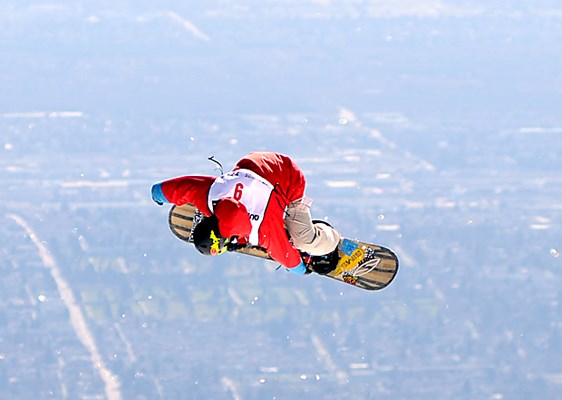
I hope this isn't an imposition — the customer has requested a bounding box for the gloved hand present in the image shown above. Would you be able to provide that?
[286,260,309,275]
[151,183,168,206]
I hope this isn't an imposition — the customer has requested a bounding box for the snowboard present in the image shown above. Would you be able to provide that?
[168,204,398,291]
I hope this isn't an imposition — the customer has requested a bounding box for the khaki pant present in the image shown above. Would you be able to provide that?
[285,199,340,256]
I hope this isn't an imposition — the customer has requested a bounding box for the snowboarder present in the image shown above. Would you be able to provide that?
[151,151,340,275]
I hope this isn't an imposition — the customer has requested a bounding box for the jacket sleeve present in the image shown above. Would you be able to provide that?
[266,227,303,269]
[159,176,215,215]
[259,204,303,269]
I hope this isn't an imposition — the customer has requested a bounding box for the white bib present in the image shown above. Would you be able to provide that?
[208,169,274,245]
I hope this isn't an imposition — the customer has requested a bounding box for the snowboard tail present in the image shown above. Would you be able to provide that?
[168,204,398,291]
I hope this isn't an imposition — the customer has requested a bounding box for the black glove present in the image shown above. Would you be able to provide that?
[226,239,248,252]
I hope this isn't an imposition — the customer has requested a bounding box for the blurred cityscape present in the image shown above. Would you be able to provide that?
[1,1,562,399]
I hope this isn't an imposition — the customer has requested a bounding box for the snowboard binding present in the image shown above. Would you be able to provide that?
[302,249,340,275]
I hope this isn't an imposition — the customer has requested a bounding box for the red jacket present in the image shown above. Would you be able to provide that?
[160,152,306,268]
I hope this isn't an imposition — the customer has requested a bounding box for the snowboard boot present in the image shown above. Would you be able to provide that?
[305,219,341,275]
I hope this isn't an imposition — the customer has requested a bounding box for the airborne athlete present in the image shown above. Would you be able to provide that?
[151,151,341,275]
